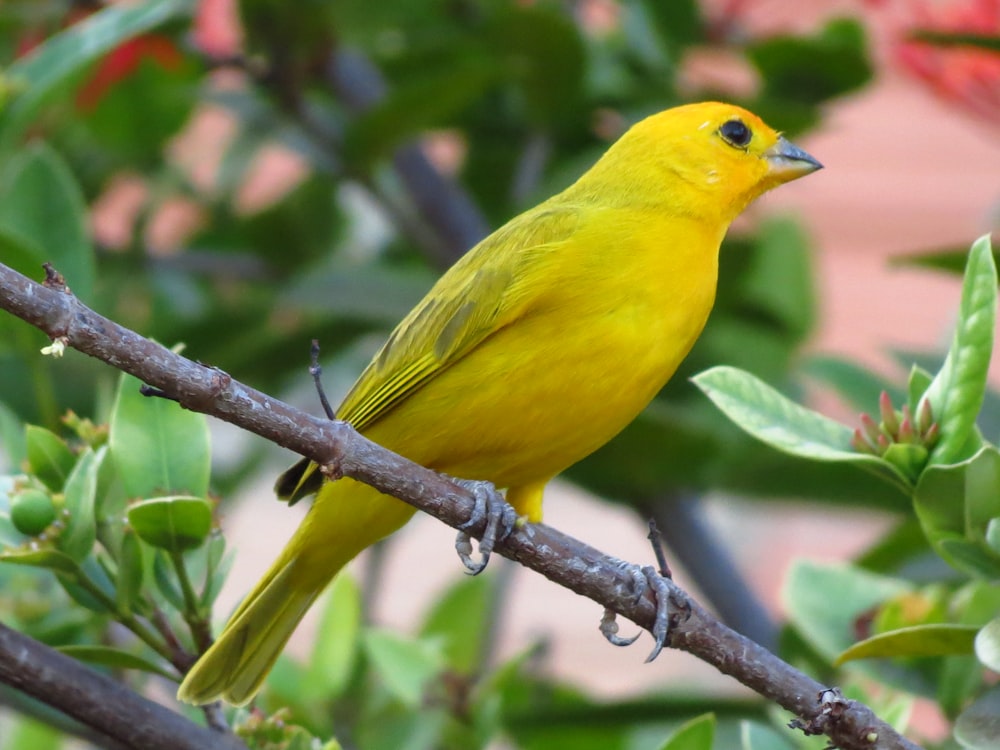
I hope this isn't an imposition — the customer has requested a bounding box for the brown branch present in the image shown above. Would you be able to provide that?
[0,260,923,750]
[0,623,245,750]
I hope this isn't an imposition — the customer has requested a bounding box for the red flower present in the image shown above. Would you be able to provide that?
[76,34,184,111]
[889,0,1000,123]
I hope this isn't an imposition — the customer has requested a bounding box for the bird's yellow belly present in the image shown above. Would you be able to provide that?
[365,257,717,489]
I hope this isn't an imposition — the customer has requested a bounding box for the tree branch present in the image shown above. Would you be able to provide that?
[0,260,923,750]
[0,623,245,750]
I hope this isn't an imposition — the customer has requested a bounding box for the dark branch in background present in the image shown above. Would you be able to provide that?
[0,623,246,750]
[641,495,779,651]
[0,263,922,750]
[324,48,492,264]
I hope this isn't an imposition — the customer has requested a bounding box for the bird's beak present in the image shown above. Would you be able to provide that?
[764,136,823,181]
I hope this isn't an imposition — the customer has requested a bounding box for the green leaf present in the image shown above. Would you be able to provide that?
[420,572,493,676]
[109,371,210,499]
[127,496,212,553]
[639,0,703,55]
[0,547,81,575]
[199,531,230,608]
[0,0,194,156]
[0,401,26,472]
[2,715,64,750]
[59,447,105,562]
[913,446,1000,577]
[749,18,871,107]
[0,142,94,300]
[25,425,76,493]
[116,529,146,617]
[955,686,1000,750]
[738,218,816,341]
[655,713,715,750]
[909,31,1000,53]
[891,242,1000,276]
[974,617,1000,672]
[784,561,910,661]
[692,366,911,490]
[152,548,184,609]
[362,629,445,708]
[740,721,796,750]
[302,572,362,702]
[836,624,978,664]
[57,645,176,681]
[923,235,997,466]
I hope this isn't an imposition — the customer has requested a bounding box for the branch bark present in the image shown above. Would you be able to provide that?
[0,623,245,750]
[0,260,924,750]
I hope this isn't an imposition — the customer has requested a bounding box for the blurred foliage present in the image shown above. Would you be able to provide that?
[1,1,996,749]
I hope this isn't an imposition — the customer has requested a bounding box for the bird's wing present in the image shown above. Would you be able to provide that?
[275,204,579,503]
[341,205,579,428]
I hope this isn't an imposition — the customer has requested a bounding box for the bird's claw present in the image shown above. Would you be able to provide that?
[642,565,672,662]
[453,479,517,575]
[597,563,674,661]
[599,608,641,647]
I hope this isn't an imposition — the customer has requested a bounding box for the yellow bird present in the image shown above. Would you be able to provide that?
[178,101,821,705]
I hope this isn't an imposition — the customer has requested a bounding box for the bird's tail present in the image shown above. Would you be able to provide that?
[177,478,417,706]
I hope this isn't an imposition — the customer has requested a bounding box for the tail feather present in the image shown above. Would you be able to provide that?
[178,477,418,705]
[177,558,325,706]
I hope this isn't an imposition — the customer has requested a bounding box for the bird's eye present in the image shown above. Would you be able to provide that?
[719,119,752,149]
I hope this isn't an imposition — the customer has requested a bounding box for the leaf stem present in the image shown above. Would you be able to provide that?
[169,550,214,653]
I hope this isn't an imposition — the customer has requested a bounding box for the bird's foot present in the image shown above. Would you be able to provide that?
[598,560,676,662]
[453,479,518,575]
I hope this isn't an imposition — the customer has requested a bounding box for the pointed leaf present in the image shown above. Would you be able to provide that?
[152,548,184,609]
[923,235,997,466]
[58,645,176,681]
[59,447,105,562]
[127,496,212,552]
[0,142,94,300]
[362,629,445,708]
[836,624,978,665]
[740,721,796,750]
[656,712,715,750]
[0,401,26,472]
[116,529,146,616]
[302,572,361,702]
[109,371,210,499]
[420,572,493,675]
[0,0,194,156]
[24,425,76,492]
[784,561,910,661]
[0,547,80,575]
[693,366,911,489]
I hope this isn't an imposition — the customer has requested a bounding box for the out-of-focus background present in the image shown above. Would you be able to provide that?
[0,1,999,748]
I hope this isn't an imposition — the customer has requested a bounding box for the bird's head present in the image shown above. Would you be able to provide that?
[580,102,822,223]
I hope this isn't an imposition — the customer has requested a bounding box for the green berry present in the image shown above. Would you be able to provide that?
[10,489,57,536]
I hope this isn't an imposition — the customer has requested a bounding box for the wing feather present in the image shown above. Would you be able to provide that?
[275,205,579,504]
[339,206,579,429]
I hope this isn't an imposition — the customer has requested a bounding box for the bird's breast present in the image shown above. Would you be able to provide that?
[367,212,724,488]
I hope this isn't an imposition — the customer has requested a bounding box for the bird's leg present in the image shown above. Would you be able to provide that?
[453,479,518,575]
